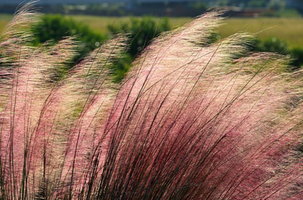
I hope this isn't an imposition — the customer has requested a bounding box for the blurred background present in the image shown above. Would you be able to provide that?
[1,0,303,79]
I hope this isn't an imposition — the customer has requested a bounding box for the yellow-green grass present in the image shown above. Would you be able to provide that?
[217,18,303,49]
[0,14,190,35]
[0,14,13,34]
[1,14,303,49]
[62,16,303,49]
[67,15,191,34]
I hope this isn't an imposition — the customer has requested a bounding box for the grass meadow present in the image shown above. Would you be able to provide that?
[56,15,303,49]
[1,14,303,48]
[0,14,13,33]
[217,18,303,49]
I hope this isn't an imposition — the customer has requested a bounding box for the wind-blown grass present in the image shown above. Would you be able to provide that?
[0,3,302,199]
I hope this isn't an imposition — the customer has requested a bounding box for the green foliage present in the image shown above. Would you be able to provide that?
[208,32,221,44]
[253,37,289,54]
[31,14,106,63]
[290,48,303,69]
[251,38,303,70]
[110,54,133,83]
[108,17,170,58]
[107,17,171,82]
[30,15,171,83]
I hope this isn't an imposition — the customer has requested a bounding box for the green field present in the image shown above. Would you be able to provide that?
[1,14,303,49]
[0,14,13,34]
[217,18,303,49]
[67,15,191,34]
[70,16,303,48]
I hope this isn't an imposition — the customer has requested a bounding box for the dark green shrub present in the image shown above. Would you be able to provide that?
[250,38,303,70]
[253,38,289,55]
[110,53,133,83]
[31,14,106,63]
[290,48,303,70]
[107,17,171,82]
[108,17,170,58]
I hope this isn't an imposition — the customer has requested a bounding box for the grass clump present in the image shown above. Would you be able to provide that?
[0,3,302,199]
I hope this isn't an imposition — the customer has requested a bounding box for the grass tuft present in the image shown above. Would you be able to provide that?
[0,2,302,199]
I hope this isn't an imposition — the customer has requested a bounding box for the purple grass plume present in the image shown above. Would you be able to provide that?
[0,2,302,200]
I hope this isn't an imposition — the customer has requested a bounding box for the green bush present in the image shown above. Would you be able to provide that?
[107,17,171,82]
[253,38,289,55]
[31,14,106,63]
[290,48,303,70]
[108,17,170,58]
[110,53,133,83]
[250,38,303,70]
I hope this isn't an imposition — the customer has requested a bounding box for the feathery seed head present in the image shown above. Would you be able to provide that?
[0,3,302,199]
